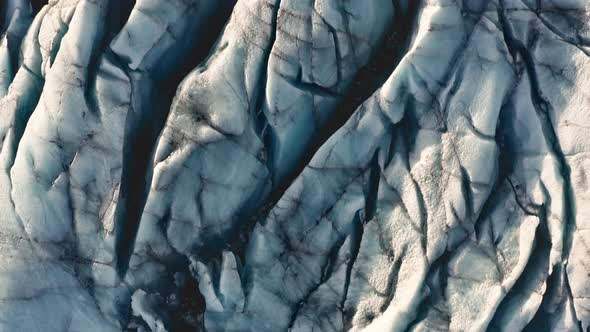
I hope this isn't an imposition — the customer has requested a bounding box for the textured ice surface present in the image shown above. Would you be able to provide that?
[0,0,589,331]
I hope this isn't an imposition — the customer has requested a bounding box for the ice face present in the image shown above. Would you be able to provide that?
[0,0,589,331]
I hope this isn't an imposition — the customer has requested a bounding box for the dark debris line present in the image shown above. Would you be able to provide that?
[497,1,582,330]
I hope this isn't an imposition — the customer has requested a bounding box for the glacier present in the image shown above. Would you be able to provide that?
[0,0,589,331]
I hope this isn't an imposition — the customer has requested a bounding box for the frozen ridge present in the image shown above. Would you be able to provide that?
[0,0,589,331]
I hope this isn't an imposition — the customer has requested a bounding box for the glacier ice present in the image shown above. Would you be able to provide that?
[0,0,589,331]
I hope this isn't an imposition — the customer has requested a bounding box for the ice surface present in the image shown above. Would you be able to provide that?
[0,0,589,331]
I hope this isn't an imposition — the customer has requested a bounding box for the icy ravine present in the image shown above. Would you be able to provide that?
[0,0,589,331]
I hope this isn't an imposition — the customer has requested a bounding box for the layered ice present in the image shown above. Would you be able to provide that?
[0,0,589,331]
